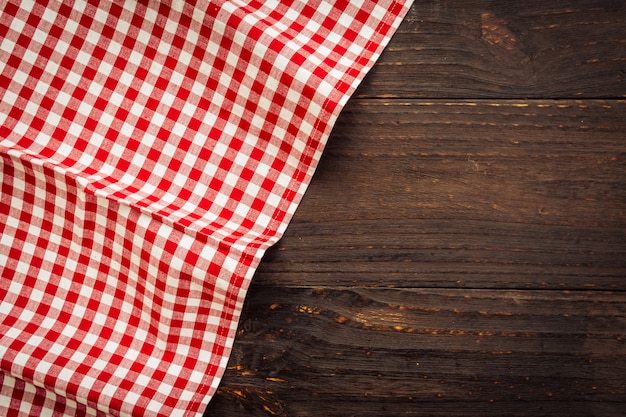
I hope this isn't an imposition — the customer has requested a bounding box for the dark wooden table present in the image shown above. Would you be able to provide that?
[205,1,626,416]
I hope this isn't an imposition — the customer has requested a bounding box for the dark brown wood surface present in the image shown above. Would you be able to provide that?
[357,0,626,98]
[205,1,626,416]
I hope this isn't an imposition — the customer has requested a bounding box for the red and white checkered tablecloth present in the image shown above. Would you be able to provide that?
[0,1,411,415]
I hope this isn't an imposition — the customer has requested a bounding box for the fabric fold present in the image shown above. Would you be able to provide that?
[0,1,413,415]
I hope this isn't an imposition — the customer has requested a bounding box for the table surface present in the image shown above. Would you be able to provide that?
[205,1,626,416]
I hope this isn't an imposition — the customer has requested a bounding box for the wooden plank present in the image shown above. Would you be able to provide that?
[253,99,626,290]
[206,398,624,417]
[205,286,626,416]
[355,0,626,98]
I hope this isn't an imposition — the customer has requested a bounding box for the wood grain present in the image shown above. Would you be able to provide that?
[207,287,626,416]
[255,100,626,290]
[356,0,626,98]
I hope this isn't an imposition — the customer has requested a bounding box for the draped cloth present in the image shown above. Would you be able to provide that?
[0,1,412,415]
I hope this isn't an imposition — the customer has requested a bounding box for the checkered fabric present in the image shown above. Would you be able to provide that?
[0,0,411,415]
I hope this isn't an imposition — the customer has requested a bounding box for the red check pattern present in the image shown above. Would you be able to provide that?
[0,1,412,415]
